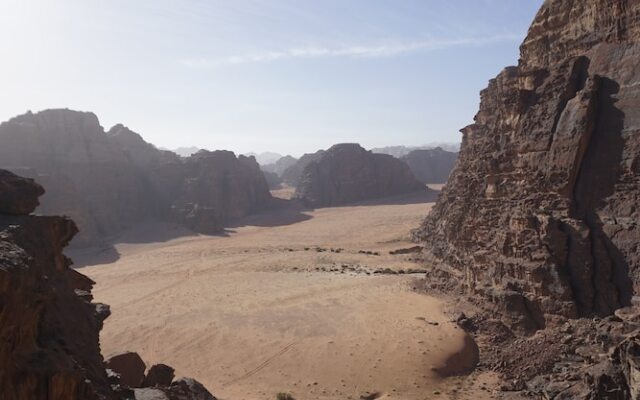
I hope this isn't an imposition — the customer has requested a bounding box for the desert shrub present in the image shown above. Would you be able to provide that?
[276,393,295,400]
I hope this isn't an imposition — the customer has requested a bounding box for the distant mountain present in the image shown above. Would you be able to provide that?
[0,109,271,246]
[261,155,297,177]
[294,143,424,207]
[371,143,460,158]
[243,151,283,165]
[172,146,202,157]
[401,147,458,184]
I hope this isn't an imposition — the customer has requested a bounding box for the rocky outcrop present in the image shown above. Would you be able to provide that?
[414,0,640,335]
[281,150,325,187]
[261,155,297,177]
[400,147,458,184]
[170,151,271,233]
[294,143,425,207]
[0,169,110,399]
[0,110,272,246]
[0,169,217,399]
[0,169,44,214]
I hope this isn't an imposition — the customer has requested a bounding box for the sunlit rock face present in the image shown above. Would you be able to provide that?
[414,0,640,334]
[0,109,272,246]
[294,143,425,207]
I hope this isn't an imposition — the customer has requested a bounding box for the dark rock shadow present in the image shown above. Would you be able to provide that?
[226,197,313,228]
[572,76,633,311]
[348,187,440,207]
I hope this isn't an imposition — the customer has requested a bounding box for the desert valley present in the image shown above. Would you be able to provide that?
[2,0,640,399]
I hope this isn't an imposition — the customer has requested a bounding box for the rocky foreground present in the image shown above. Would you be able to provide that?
[0,169,217,399]
[415,0,640,397]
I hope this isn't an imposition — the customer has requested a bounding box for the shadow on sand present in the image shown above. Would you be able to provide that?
[69,186,438,268]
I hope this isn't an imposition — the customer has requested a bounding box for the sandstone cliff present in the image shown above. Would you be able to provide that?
[401,147,458,184]
[412,1,640,395]
[415,0,640,334]
[0,169,217,399]
[294,143,425,207]
[0,110,272,246]
[170,151,272,233]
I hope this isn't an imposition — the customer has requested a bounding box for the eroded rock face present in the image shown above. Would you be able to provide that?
[0,110,272,246]
[0,169,218,399]
[294,143,425,207]
[0,169,111,399]
[170,151,271,233]
[400,147,458,184]
[415,0,640,335]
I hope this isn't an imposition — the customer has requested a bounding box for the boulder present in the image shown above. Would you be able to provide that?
[143,364,175,387]
[106,351,146,388]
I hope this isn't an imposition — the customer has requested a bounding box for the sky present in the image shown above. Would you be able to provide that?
[0,0,543,157]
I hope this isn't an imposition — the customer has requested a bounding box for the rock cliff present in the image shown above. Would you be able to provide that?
[295,143,425,207]
[401,147,458,184]
[0,169,216,399]
[416,0,640,332]
[412,1,640,395]
[0,110,272,246]
[170,151,272,233]
[414,0,640,333]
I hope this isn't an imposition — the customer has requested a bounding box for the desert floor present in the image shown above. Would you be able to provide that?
[81,188,494,400]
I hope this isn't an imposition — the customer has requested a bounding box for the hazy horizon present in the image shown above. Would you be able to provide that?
[1,0,542,155]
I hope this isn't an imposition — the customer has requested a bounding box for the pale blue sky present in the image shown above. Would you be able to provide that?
[0,1,542,156]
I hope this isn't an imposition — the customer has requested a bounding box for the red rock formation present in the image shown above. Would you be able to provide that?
[295,143,425,207]
[414,0,640,335]
[400,147,458,184]
[0,169,217,399]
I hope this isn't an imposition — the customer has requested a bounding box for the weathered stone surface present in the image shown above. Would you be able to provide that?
[400,147,458,184]
[414,0,640,335]
[0,110,272,246]
[106,351,146,388]
[0,169,218,399]
[295,143,425,207]
[142,364,175,387]
[0,170,111,399]
[0,169,44,215]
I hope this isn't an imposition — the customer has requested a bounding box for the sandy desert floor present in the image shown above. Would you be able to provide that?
[81,189,495,400]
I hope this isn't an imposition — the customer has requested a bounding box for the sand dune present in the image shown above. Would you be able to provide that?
[83,193,489,400]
